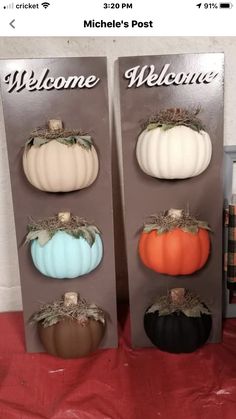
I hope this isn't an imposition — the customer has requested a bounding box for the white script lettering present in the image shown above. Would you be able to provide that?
[124,64,218,88]
[4,68,100,93]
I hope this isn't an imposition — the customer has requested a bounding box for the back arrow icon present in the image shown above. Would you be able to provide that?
[9,19,15,29]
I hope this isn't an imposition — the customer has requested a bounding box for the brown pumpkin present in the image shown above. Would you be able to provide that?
[38,317,105,359]
[30,292,106,359]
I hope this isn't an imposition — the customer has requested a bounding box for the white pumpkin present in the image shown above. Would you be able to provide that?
[136,125,212,179]
[23,119,99,192]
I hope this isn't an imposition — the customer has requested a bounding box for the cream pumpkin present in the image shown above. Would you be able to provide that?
[23,119,99,192]
[136,109,212,180]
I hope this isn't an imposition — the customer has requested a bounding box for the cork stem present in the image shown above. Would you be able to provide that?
[58,212,71,223]
[48,119,63,131]
[168,209,184,219]
[170,288,185,305]
[64,292,78,307]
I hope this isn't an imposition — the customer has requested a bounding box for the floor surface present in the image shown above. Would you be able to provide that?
[0,307,236,419]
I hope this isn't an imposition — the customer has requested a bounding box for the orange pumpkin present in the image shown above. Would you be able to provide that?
[138,209,210,276]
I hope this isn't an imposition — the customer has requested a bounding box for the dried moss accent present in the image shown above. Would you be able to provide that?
[30,295,106,328]
[25,127,93,150]
[141,108,205,133]
[147,289,211,318]
[25,214,101,246]
[143,209,211,235]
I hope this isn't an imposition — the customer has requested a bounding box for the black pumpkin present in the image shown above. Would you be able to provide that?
[144,288,212,354]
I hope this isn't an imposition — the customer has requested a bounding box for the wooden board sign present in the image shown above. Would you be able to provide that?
[118,53,224,347]
[0,57,118,352]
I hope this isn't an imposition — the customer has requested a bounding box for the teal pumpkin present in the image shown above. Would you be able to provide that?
[31,231,103,279]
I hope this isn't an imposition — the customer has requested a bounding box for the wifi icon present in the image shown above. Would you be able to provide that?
[41,2,50,8]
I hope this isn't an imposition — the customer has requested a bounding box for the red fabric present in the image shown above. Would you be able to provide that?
[0,307,236,419]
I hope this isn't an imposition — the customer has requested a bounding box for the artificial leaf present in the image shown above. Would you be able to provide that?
[142,210,212,236]
[33,137,49,147]
[72,226,95,247]
[31,312,48,322]
[57,137,76,146]
[200,306,212,315]
[188,124,199,132]
[161,123,175,131]
[182,226,198,234]
[183,308,202,317]
[71,229,83,240]
[57,135,93,149]
[89,225,101,235]
[86,225,100,237]
[44,316,60,327]
[25,229,51,245]
[30,295,106,328]
[146,303,162,314]
[198,221,212,231]
[146,123,160,131]
[25,230,41,243]
[26,134,93,149]
[143,224,156,233]
[87,304,106,324]
[147,292,211,318]
[81,228,94,246]
[158,308,173,316]
[76,136,93,149]
[25,137,34,148]
[156,227,168,235]
[37,230,51,246]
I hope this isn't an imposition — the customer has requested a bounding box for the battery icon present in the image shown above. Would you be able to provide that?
[219,2,233,7]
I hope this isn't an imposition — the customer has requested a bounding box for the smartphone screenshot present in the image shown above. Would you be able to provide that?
[0,1,235,419]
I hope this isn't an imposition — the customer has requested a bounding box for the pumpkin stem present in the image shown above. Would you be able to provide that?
[170,288,185,305]
[58,212,71,223]
[48,119,63,131]
[167,209,184,219]
[64,292,78,306]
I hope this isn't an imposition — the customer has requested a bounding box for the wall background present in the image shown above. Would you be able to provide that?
[0,37,235,311]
